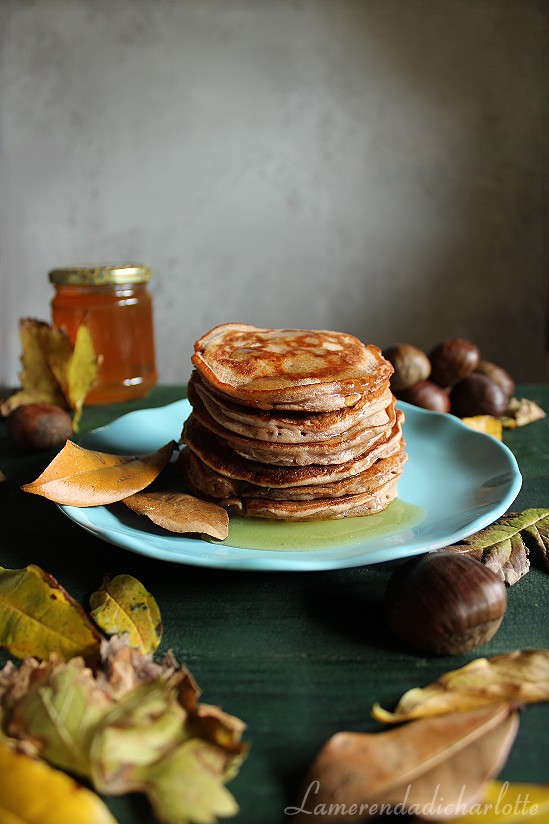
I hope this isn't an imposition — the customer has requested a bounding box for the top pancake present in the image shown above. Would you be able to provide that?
[191,323,393,411]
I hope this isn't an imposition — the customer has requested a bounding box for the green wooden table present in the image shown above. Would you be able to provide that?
[1,384,548,823]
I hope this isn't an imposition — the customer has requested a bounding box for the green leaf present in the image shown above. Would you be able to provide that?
[465,509,549,548]
[143,738,241,824]
[463,508,549,585]
[89,575,162,654]
[8,657,109,779]
[0,565,102,663]
[0,637,247,824]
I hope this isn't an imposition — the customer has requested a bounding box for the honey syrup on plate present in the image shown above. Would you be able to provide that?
[208,499,425,552]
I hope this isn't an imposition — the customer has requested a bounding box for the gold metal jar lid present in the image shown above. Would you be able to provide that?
[48,264,152,285]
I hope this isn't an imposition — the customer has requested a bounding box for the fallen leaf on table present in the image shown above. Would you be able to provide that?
[502,397,546,429]
[0,740,118,824]
[0,564,102,664]
[458,780,549,822]
[123,490,229,539]
[0,636,247,824]
[21,439,177,505]
[90,574,162,654]
[461,415,503,439]
[294,703,519,822]
[439,508,549,584]
[371,649,549,724]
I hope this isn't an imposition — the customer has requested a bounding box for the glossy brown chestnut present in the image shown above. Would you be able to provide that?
[398,380,451,413]
[6,403,73,452]
[383,343,431,392]
[474,360,515,401]
[384,552,507,656]
[450,373,509,417]
[429,338,480,388]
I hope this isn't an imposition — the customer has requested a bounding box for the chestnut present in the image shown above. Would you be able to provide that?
[384,552,507,656]
[474,360,515,402]
[6,403,73,452]
[398,380,451,413]
[383,343,431,392]
[450,373,509,418]
[429,339,480,388]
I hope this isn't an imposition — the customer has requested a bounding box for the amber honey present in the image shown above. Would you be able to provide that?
[49,264,158,405]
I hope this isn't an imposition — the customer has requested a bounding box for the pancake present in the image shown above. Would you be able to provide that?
[191,323,393,411]
[187,370,394,444]
[181,409,405,488]
[181,442,407,501]
[185,400,397,466]
[201,477,400,521]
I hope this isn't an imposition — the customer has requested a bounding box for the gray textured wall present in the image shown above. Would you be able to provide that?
[1,0,546,389]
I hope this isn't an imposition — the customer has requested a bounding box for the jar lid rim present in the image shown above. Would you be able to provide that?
[49,264,152,285]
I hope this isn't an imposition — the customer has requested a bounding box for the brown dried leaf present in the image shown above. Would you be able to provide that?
[502,397,546,429]
[371,649,549,724]
[21,440,177,506]
[294,704,519,822]
[123,490,229,539]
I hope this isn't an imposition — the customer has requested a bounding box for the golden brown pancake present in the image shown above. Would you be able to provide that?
[191,323,393,411]
[187,370,394,443]
[181,442,407,501]
[191,476,400,521]
[185,400,397,466]
[181,410,405,488]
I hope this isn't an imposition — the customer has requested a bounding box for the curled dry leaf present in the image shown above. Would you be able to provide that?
[372,649,549,724]
[89,574,162,654]
[123,490,229,540]
[0,564,102,664]
[441,508,549,584]
[0,741,118,824]
[21,439,177,506]
[293,703,519,822]
[502,397,546,429]
[0,636,247,824]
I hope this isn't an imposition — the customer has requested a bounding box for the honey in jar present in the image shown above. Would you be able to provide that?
[49,263,158,405]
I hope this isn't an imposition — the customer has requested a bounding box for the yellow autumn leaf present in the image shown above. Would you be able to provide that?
[0,741,118,824]
[372,650,549,723]
[89,574,162,654]
[47,325,98,430]
[21,439,177,506]
[0,564,102,663]
[0,319,66,415]
[461,415,503,440]
[458,780,549,822]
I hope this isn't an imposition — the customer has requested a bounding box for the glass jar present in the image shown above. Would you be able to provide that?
[49,263,158,405]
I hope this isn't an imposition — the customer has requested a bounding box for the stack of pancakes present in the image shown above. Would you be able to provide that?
[180,323,407,521]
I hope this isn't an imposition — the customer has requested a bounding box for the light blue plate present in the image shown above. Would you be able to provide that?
[58,400,522,571]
